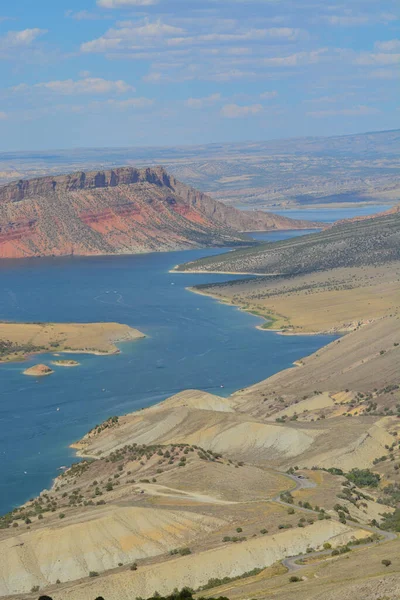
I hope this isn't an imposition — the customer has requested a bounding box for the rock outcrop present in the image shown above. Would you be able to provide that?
[0,166,320,259]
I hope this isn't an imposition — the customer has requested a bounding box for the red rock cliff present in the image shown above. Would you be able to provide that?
[0,166,320,259]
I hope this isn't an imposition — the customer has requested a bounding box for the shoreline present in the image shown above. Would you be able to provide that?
[170,266,268,276]
[1,245,365,517]
[0,321,145,365]
[186,284,369,337]
[187,284,334,336]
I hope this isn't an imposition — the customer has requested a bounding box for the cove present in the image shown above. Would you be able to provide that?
[0,230,335,515]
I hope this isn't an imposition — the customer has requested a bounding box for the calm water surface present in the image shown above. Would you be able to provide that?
[0,211,365,514]
[236,204,392,223]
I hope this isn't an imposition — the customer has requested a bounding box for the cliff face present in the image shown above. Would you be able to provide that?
[0,167,319,259]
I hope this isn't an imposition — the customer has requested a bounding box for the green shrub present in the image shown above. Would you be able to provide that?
[346,469,380,488]
[323,542,332,550]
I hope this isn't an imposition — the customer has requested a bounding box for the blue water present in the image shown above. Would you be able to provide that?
[264,205,392,223]
[0,229,338,515]
[236,204,392,223]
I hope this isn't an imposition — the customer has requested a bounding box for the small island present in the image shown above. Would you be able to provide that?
[23,364,54,377]
[52,359,80,367]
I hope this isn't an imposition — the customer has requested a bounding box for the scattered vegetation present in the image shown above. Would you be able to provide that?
[198,568,265,591]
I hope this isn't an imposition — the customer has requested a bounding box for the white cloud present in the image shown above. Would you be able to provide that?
[13,77,134,95]
[263,49,326,67]
[374,39,400,53]
[221,103,263,118]
[65,10,109,20]
[81,21,307,55]
[0,28,47,48]
[306,93,354,104]
[260,90,278,99]
[322,12,397,27]
[308,105,380,118]
[366,68,399,80]
[354,52,400,66]
[81,20,184,53]
[324,15,369,26]
[105,97,154,108]
[98,0,158,7]
[185,93,221,109]
[167,27,306,47]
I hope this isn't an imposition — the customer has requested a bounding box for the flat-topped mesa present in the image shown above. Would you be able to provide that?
[0,166,322,259]
[0,166,172,203]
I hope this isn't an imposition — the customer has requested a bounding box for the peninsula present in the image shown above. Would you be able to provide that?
[177,210,400,334]
[0,321,145,363]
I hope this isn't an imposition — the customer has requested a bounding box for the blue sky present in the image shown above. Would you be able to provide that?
[0,0,399,150]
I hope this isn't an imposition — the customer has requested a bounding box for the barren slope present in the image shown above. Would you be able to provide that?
[0,166,317,259]
[177,212,400,275]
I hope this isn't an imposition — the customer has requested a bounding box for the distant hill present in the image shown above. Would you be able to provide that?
[0,129,399,209]
[176,211,400,275]
[0,166,317,259]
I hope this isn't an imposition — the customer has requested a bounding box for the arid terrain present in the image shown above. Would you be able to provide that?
[1,263,399,599]
[1,198,399,600]
[0,321,144,363]
[0,166,316,260]
[176,210,400,334]
[0,129,399,210]
[177,210,400,277]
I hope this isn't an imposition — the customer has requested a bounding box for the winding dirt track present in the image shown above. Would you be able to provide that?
[274,473,397,572]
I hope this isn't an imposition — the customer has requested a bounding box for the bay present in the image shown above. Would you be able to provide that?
[0,207,373,515]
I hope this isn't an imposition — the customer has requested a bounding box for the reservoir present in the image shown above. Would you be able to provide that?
[0,227,337,514]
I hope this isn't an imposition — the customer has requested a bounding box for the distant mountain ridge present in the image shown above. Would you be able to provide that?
[0,166,318,259]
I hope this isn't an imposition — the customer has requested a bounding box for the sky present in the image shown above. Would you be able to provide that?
[0,0,399,151]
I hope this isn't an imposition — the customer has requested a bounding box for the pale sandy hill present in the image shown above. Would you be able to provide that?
[55,521,370,600]
[0,506,225,595]
[76,398,395,472]
[235,315,400,411]
[156,460,288,502]
[266,392,335,422]
[297,418,394,471]
[145,389,235,413]
[76,405,321,464]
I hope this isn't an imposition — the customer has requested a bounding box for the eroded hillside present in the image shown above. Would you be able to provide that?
[0,166,317,259]
[177,212,400,275]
